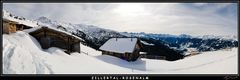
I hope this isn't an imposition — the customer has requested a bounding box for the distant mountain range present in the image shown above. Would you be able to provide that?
[36,16,126,49]
[122,32,238,52]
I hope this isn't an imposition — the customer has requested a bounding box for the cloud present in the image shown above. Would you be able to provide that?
[3,3,238,36]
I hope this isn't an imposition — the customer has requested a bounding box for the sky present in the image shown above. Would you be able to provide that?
[3,3,238,36]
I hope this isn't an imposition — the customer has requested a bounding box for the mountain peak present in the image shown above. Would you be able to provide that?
[36,16,52,23]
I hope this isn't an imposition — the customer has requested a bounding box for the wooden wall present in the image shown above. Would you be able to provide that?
[102,50,140,61]
[3,21,17,34]
[3,19,33,34]
[29,27,81,54]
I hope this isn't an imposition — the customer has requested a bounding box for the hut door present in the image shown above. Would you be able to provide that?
[40,37,51,49]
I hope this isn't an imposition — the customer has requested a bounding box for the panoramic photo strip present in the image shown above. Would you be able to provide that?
[2,3,238,74]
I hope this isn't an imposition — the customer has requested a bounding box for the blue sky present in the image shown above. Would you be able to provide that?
[3,3,238,36]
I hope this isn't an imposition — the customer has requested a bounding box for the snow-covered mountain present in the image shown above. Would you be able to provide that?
[195,35,238,41]
[36,16,126,49]
[122,32,238,41]
[124,32,238,52]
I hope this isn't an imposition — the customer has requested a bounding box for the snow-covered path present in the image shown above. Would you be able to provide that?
[2,31,238,74]
[3,31,51,74]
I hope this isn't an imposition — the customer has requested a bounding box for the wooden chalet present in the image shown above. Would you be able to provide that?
[99,38,142,61]
[3,19,32,34]
[29,27,82,54]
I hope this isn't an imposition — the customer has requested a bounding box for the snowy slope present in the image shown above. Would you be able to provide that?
[142,48,238,74]
[3,31,50,74]
[3,30,238,74]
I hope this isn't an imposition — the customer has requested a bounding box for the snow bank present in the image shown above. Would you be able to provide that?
[2,31,131,74]
[3,31,50,74]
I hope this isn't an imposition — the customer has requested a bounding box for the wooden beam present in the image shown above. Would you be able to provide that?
[44,29,46,37]
[79,41,81,53]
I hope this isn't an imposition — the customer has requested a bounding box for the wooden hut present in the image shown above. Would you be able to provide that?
[3,19,32,34]
[29,27,82,54]
[3,19,18,34]
[99,38,142,61]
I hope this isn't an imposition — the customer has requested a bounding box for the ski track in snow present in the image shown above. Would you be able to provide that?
[3,45,16,73]
[3,32,53,74]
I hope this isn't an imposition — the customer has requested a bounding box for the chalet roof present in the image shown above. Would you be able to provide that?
[3,16,38,27]
[26,26,84,41]
[99,38,139,53]
[3,18,18,24]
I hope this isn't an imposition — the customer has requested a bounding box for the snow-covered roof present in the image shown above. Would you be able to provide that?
[3,18,38,27]
[99,38,139,53]
[26,26,84,41]
[3,11,38,27]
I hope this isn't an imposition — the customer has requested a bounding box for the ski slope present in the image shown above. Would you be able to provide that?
[3,31,238,74]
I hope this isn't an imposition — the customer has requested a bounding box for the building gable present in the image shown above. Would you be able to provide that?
[29,27,82,54]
